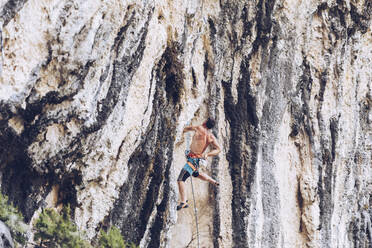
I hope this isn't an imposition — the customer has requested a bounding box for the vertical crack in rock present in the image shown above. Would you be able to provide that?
[163,43,184,105]
[290,57,319,245]
[316,71,335,244]
[289,58,314,144]
[222,58,259,247]
[252,0,276,54]
[296,180,305,233]
[207,73,222,248]
[110,42,184,246]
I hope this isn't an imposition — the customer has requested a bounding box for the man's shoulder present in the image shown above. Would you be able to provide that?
[206,131,216,141]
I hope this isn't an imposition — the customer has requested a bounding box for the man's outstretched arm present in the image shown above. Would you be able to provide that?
[183,125,197,133]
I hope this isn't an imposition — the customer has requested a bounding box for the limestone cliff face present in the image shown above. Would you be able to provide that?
[0,0,371,247]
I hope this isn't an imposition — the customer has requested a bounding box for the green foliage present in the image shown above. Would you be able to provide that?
[0,192,28,245]
[98,227,125,248]
[98,227,138,248]
[34,205,91,248]
[0,193,136,248]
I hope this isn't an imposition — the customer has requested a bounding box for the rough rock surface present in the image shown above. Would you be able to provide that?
[0,221,14,248]
[0,0,371,247]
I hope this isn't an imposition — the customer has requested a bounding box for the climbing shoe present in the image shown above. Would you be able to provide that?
[176,200,189,211]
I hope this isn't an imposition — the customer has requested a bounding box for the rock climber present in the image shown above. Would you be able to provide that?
[177,118,221,211]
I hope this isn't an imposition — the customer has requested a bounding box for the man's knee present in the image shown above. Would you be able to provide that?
[196,171,204,177]
[196,172,208,181]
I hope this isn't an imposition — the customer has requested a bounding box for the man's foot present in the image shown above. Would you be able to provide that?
[176,200,189,211]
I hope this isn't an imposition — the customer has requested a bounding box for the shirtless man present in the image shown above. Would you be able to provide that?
[177,118,221,210]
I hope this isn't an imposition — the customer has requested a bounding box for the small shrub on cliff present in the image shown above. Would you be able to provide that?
[99,227,138,248]
[34,205,91,248]
[98,226,124,248]
[0,192,28,245]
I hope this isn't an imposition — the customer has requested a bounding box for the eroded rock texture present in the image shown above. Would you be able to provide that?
[0,221,14,248]
[0,0,371,247]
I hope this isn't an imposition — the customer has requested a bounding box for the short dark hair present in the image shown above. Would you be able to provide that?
[205,118,215,129]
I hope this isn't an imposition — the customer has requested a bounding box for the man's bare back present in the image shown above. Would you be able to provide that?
[189,126,210,155]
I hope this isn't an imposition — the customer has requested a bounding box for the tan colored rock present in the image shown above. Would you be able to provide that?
[0,0,370,247]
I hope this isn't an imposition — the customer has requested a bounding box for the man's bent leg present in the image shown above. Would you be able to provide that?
[197,172,218,185]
